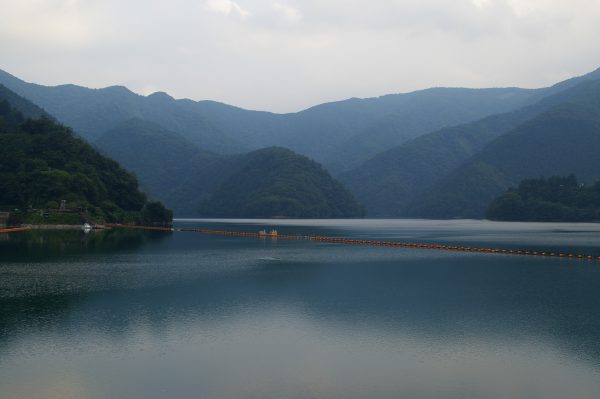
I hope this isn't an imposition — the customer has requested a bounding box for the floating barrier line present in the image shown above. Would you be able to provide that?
[106,224,600,263]
[0,227,32,233]
[106,224,174,232]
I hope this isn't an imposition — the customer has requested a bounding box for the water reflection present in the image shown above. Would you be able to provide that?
[0,229,170,262]
[1,221,600,398]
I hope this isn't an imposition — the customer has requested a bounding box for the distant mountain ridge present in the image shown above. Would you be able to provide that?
[0,70,238,153]
[0,68,549,172]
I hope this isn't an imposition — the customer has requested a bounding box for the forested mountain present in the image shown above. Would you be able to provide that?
[340,70,600,217]
[0,69,545,172]
[95,123,365,217]
[4,67,600,219]
[197,147,365,218]
[410,79,600,218]
[487,176,600,222]
[0,87,172,225]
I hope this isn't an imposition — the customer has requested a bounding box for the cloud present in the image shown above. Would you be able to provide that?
[471,0,493,9]
[272,2,302,22]
[0,0,98,47]
[205,0,251,19]
[0,0,599,112]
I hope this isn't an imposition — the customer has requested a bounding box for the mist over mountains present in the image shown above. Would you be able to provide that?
[1,66,599,219]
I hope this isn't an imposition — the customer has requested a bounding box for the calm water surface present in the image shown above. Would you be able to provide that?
[1,219,600,398]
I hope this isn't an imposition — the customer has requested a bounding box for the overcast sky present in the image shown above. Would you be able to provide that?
[1,0,599,112]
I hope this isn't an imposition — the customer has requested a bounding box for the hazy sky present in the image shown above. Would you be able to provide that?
[1,0,600,112]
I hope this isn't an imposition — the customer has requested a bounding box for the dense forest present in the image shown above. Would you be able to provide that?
[0,88,172,225]
[487,176,600,222]
[197,147,366,218]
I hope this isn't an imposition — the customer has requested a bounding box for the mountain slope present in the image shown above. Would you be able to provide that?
[330,87,542,171]
[197,147,365,218]
[409,80,600,218]
[94,118,223,215]
[0,84,48,119]
[340,71,600,216]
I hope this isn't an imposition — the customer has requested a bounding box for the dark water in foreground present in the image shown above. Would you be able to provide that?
[1,219,600,399]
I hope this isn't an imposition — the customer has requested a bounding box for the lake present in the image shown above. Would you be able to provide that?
[1,219,600,399]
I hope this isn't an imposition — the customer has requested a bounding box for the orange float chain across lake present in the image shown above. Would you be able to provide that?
[0,227,32,233]
[106,224,174,232]
[104,224,600,263]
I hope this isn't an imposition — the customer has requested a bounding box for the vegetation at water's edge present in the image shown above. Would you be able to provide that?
[487,175,600,222]
[0,96,173,226]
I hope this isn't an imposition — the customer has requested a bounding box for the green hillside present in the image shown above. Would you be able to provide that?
[410,80,600,218]
[487,176,600,222]
[0,93,172,225]
[198,147,366,218]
